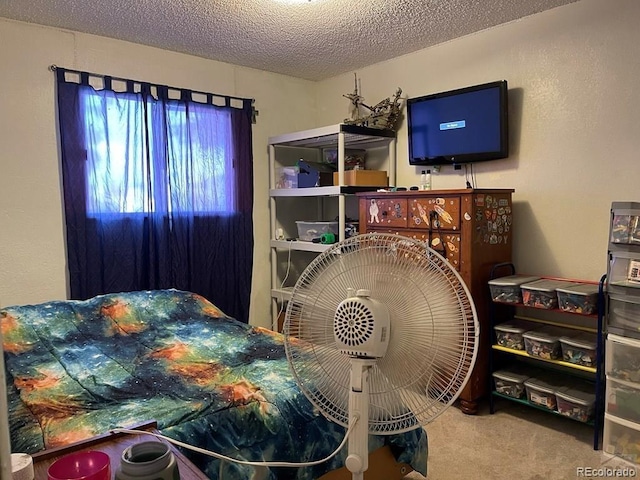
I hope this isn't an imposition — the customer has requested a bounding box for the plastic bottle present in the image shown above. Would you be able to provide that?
[420,170,432,190]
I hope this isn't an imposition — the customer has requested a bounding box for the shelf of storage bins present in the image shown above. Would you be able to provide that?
[269,123,396,149]
[509,314,598,332]
[270,239,332,253]
[491,305,599,320]
[269,185,385,197]
[603,375,640,463]
[268,124,396,332]
[271,286,294,302]
[602,333,640,464]
[491,345,597,373]
[492,392,595,426]
[602,203,640,463]
[606,205,640,346]
[487,262,605,450]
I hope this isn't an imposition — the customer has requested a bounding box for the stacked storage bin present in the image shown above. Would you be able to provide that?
[488,273,600,434]
[604,202,640,464]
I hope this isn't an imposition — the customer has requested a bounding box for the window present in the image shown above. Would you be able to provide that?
[80,88,235,216]
[57,67,255,323]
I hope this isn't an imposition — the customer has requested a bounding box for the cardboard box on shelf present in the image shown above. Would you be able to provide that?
[333,170,388,187]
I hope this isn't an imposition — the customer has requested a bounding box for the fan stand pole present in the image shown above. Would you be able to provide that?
[346,358,375,480]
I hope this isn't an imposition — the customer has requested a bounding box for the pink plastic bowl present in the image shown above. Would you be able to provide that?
[47,451,111,480]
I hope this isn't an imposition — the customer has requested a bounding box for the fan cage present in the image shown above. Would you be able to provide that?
[283,233,478,435]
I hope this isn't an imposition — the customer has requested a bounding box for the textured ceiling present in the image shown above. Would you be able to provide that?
[0,0,579,80]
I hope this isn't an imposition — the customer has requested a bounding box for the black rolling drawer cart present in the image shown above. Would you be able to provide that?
[487,262,605,450]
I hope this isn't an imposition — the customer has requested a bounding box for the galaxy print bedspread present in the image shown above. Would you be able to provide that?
[1,289,427,479]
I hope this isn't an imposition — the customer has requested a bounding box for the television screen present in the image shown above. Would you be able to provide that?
[407,80,509,166]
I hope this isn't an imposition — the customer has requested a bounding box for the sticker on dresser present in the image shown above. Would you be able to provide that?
[474,194,512,245]
[368,198,407,227]
[409,197,460,230]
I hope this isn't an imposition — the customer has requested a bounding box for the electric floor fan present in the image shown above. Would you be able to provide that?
[283,233,479,480]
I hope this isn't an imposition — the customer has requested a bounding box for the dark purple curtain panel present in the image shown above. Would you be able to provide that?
[56,69,254,323]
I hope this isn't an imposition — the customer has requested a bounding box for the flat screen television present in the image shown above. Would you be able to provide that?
[407,80,509,166]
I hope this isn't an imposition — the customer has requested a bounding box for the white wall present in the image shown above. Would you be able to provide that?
[1,0,638,460]
[1,0,639,320]
[315,0,640,282]
[0,18,317,327]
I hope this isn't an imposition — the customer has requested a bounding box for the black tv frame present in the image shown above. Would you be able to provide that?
[407,80,509,166]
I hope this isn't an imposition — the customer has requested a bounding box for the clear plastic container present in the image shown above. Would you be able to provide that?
[559,332,597,367]
[523,326,569,360]
[488,275,540,304]
[521,279,575,309]
[275,166,299,189]
[492,369,529,399]
[608,292,640,334]
[524,377,565,411]
[609,251,640,290]
[606,333,640,384]
[556,385,596,422]
[610,202,640,244]
[295,221,339,242]
[494,319,540,350]
[607,377,640,424]
[556,283,599,315]
[603,413,640,465]
[610,215,639,244]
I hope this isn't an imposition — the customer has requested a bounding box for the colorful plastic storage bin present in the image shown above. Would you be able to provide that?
[494,319,540,351]
[488,275,540,304]
[521,279,575,309]
[556,283,599,315]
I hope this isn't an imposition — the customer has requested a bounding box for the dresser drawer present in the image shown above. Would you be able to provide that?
[367,228,461,271]
[608,292,640,336]
[603,413,640,465]
[607,377,640,424]
[364,197,408,228]
[606,333,640,384]
[408,196,461,230]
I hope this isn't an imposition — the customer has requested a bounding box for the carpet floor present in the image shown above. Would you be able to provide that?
[405,400,636,480]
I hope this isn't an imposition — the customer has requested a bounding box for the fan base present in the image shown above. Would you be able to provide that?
[317,446,414,480]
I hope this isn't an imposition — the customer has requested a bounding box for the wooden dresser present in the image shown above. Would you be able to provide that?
[357,188,514,414]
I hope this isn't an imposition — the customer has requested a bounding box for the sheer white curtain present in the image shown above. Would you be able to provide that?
[81,88,235,216]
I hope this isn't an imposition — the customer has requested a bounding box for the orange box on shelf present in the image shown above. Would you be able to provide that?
[333,170,388,187]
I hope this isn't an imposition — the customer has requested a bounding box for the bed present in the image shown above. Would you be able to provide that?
[2,289,427,479]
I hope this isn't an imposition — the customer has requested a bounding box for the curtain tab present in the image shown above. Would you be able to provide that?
[55,67,66,83]
[156,85,168,99]
[140,83,152,96]
[181,89,192,102]
[249,99,259,124]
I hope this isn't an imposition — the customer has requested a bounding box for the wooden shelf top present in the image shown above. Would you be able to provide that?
[492,345,597,373]
[356,188,515,196]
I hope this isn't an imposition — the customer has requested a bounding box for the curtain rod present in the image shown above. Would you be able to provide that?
[49,64,259,123]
